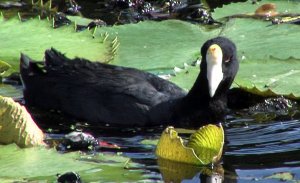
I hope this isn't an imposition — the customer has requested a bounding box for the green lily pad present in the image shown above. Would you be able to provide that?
[0,16,115,75]
[220,18,300,98]
[235,58,300,99]
[170,18,300,99]
[221,18,300,60]
[155,125,224,165]
[0,144,142,182]
[67,15,93,26]
[212,0,300,20]
[169,64,200,91]
[96,20,220,73]
[0,96,44,147]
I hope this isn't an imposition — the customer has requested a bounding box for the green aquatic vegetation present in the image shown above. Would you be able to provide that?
[0,144,143,182]
[0,15,116,75]
[96,20,220,73]
[221,18,300,98]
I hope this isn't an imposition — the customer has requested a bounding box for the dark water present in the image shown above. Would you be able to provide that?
[1,84,300,182]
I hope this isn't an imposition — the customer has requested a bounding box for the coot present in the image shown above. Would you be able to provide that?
[20,37,239,127]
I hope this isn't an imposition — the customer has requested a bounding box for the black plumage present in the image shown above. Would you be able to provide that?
[20,37,238,127]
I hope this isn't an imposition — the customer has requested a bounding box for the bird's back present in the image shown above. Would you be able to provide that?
[20,49,186,126]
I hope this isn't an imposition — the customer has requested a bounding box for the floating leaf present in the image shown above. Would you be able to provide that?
[0,16,115,75]
[212,0,300,20]
[170,64,200,91]
[220,18,300,98]
[0,144,142,182]
[221,19,300,60]
[96,20,220,73]
[234,59,300,99]
[155,125,224,165]
[67,15,93,26]
[0,96,44,147]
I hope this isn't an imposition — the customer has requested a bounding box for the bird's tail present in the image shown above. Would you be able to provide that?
[20,53,44,82]
[44,48,70,67]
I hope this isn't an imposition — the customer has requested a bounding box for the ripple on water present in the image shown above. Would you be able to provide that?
[225,119,300,156]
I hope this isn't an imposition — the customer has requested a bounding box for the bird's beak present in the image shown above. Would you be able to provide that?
[206,44,223,97]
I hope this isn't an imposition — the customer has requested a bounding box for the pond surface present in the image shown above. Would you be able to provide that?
[1,84,300,182]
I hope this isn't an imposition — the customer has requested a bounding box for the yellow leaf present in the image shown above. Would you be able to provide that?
[187,124,224,165]
[155,125,224,165]
[0,96,45,147]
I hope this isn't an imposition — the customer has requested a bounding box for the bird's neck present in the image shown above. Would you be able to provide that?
[185,72,227,105]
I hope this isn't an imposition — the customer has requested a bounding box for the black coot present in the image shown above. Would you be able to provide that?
[20,37,239,127]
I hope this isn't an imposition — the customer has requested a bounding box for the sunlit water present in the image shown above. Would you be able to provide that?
[2,85,299,182]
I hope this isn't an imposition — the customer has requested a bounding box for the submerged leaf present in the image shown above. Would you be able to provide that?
[155,125,224,165]
[0,96,44,147]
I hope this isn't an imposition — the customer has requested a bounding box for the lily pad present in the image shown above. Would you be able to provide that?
[0,16,115,75]
[212,0,300,20]
[234,59,300,99]
[220,18,300,98]
[96,20,220,73]
[0,144,142,182]
[0,96,44,147]
[155,125,224,165]
[170,18,300,99]
[221,18,300,60]
[169,64,200,91]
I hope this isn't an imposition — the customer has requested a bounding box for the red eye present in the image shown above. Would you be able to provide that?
[224,56,232,63]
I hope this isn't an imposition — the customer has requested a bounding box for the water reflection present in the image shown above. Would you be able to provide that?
[157,158,224,183]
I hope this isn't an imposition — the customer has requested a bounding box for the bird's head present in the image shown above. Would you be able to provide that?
[200,37,239,98]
